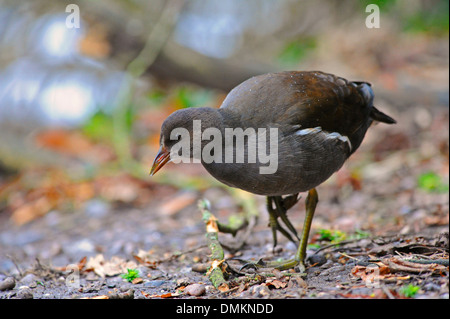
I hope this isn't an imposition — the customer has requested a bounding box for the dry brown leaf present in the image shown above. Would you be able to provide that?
[85,254,138,278]
[96,174,151,203]
[133,249,158,268]
[144,292,181,298]
[55,256,87,272]
[81,295,110,299]
[11,197,54,226]
[264,277,288,289]
[132,277,144,284]
[158,191,197,216]
[35,129,93,156]
[217,282,230,292]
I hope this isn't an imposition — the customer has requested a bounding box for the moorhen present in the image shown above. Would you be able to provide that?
[150,71,396,272]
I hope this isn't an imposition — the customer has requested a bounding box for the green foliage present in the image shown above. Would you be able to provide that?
[353,229,371,240]
[316,229,370,247]
[417,171,449,193]
[307,243,321,250]
[399,284,420,298]
[360,0,397,12]
[82,110,134,144]
[402,1,449,35]
[278,38,317,66]
[174,87,215,109]
[146,90,167,107]
[120,268,140,282]
[317,229,347,244]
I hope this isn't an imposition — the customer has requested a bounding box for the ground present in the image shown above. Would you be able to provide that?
[0,100,448,299]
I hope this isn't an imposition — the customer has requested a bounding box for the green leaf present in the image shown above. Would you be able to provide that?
[174,87,214,109]
[417,172,449,193]
[317,229,347,244]
[399,284,420,298]
[120,268,140,282]
[277,38,317,66]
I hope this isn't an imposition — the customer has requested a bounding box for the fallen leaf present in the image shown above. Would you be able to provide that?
[144,292,181,298]
[81,295,109,299]
[54,256,87,272]
[217,283,230,292]
[11,197,54,226]
[85,254,138,278]
[264,277,288,289]
[132,277,144,284]
[158,191,197,216]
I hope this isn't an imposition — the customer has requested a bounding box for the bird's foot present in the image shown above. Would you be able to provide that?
[268,214,298,249]
[267,195,301,249]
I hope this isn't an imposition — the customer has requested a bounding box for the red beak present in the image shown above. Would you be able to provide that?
[150,146,170,176]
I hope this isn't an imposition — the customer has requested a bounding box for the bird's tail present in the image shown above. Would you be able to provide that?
[353,81,396,125]
[370,106,396,124]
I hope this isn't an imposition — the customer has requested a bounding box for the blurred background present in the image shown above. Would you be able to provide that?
[0,0,448,270]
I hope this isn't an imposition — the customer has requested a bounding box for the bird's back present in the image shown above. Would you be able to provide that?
[219,71,394,154]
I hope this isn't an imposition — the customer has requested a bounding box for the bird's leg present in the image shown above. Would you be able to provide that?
[267,196,297,249]
[242,189,318,273]
[273,195,301,243]
[291,188,318,272]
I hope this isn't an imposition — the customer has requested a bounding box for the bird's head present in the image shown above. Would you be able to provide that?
[150,107,222,175]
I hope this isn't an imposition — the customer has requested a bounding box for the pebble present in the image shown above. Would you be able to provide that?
[0,277,16,291]
[144,280,166,288]
[248,284,271,298]
[17,286,33,299]
[308,254,327,267]
[176,277,191,287]
[320,265,346,277]
[20,273,41,288]
[184,283,206,297]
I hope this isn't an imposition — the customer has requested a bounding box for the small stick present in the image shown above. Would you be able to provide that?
[198,199,229,292]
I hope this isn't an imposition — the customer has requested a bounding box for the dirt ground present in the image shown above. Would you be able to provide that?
[0,96,448,300]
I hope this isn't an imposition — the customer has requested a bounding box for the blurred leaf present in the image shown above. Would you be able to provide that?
[417,172,449,193]
[399,284,420,298]
[359,0,397,12]
[146,89,167,108]
[402,1,449,35]
[352,229,371,240]
[277,38,316,66]
[307,243,321,250]
[82,112,114,143]
[83,110,134,144]
[120,268,140,282]
[174,87,215,109]
[318,229,347,244]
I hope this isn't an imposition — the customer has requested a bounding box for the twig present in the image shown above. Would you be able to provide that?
[381,285,396,299]
[6,255,23,277]
[338,252,359,261]
[159,244,208,263]
[198,199,229,292]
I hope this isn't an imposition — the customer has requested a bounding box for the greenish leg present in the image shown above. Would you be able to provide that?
[292,188,318,271]
[273,196,300,242]
[238,189,318,274]
[267,196,297,248]
[262,188,319,272]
